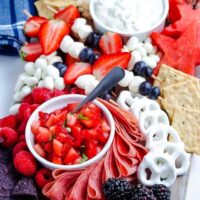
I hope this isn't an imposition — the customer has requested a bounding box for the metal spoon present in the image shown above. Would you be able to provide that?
[73,67,125,112]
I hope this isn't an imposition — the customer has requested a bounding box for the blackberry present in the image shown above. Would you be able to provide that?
[103,178,133,200]
[151,184,171,200]
[131,184,156,200]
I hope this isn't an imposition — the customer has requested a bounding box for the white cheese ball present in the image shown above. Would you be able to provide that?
[128,50,142,70]
[144,42,154,54]
[129,76,145,93]
[142,56,157,68]
[34,68,42,80]
[118,70,134,87]
[60,35,74,53]
[54,77,65,90]
[126,36,139,51]
[46,65,60,80]
[9,103,21,115]
[75,74,96,89]
[24,62,35,76]
[44,76,54,90]
[48,56,63,65]
[24,76,38,87]
[68,42,85,59]
[21,86,32,98]
[35,58,48,70]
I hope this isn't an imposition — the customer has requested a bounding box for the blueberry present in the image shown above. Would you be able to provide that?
[86,32,102,48]
[149,86,160,100]
[133,61,147,75]
[89,53,99,64]
[100,91,112,101]
[79,48,93,62]
[53,62,67,77]
[141,66,153,78]
[139,81,152,96]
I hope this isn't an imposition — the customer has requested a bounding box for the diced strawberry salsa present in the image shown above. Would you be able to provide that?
[31,102,110,165]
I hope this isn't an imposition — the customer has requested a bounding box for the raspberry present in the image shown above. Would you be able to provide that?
[51,89,68,97]
[30,104,39,112]
[0,127,18,148]
[12,141,27,157]
[18,103,31,122]
[70,87,85,95]
[17,121,27,135]
[32,87,52,104]
[22,93,34,104]
[14,151,37,176]
[0,115,17,129]
[18,134,25,142]
[35,168,53,188]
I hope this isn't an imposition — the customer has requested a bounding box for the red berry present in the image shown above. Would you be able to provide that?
[32,88,52,104]
[12,141,27,157]
[0,115,17,129]
[36,127,52,143]
[18,134,25,142]
[17,121,27,135]
[70,87,85,95]
[35,168,53,188]
[0,127,18,148]
[22,93,34,104]
[14,151,37,176]
[51,89,68,97]
[34,143,46,158]
[18,103,30,122]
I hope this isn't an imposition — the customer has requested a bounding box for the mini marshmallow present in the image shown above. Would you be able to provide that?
[75,74,96,89]
[48,56,63,65]
[136,45,147,57]
[145,125,182,149]
[118,70,134,87]
[46,65,60,80]
[60,35,74,53]
[149,55,160,63]
[34,68,42,80]
[117,91,136,110]
[13,92,23,102]
[137,151,177,187]
[126,36,139,51]
[42,70,47,79]
[142,56,157,68]
[21,85,32,98]
[68,42,85,59]
[128,76,145,93]
[38,80,45,87]
[24,62,35,76]
[54,77,65,90]
[35,58,48,70]
[9,103,21,115]
[144,42,154,54]
[24,77,38,87]
[128,50,142,70]
[144,37,152,44]
[130,97,160,119]
[151,46,158,54]
[44,76,54,90]
[14,79,25,92]
[40,51,57,60]
[139,110,169,136]
[18,73,27,81]
[85,80,99,95]
[72,18,87,33]
[78,25,93,40]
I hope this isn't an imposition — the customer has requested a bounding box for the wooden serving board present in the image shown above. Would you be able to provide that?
[0,55,200,200]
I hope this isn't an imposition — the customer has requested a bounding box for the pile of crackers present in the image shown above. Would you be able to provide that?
[154,64,200,155]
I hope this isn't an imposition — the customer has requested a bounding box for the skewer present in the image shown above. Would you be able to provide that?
[46,5,58,13]
[151,74,161,82]
[23,9,40,27]
[111,91,117,97]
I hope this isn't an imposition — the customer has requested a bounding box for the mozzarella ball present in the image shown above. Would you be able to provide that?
[68,42,85,59]
[78,25,93,40]
[60,35,74,53]
[129,76,145,93]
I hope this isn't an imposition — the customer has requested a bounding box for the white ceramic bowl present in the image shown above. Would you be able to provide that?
[90,0,169,41]
[25,94,115,170]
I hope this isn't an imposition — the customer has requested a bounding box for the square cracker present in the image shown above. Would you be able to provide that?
[161,80,200,110]
[172,108,200,155]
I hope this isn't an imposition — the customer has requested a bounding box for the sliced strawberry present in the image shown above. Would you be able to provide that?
[64,62,92,84]
[98,131,109,144]
[20,42,42,62]
[45,114,55,128]
[34,143,46,158]
[52,155,62,164]
[39,20,70,55]
[71,124,82,146]
[101,118,111,132]
[57,133,74,144]
[66,113,77,126]
[54,5,80,27]
[99,32,123,54]
[24,16,47,37]
[93,52,131,80]
[64,147,80,164]
[36,127,51,143]
[53,139,63,157]
[66,103,79,112]
[65,53,79,66]
[44,143,52,153]
[31,121,41,135]
[82,129,98,140]
[85,140,98,159]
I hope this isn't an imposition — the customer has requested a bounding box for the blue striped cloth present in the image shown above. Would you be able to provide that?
[0,0,36,54]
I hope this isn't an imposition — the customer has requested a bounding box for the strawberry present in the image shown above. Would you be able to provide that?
[53,139,63,156]
[35,168,53,188]
[54,5,80,27]
[52,155,62,164]
[64,62,92,84]
[20,42,42,62]
[0,115,17,129]
[64,147,80,164]
[24,16,47,37]
[36,127,52,143]
[99,32,123,54]
[66,113,77,126]
[85,140,98,159]
[82,129,98,140]
[98,131,109,144]
[93,52,131,80]
[71,124,82,146]
[39,19,70,55]
[65,53,79,66]
[32,88,52,104]
[39,112,50,126]
[14,150,37,176]
[0,127,18,148]
[57,133,74,144]
[66,103,79,112]
[34,143,46,158]
[12,141,27,157]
